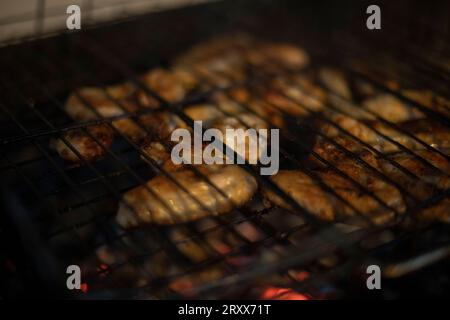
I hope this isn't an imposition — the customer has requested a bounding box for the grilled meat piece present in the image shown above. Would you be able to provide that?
[402,89,450,119]
[116,164,257,227]
[50,124,114,162]
[247,42,309,70]
[137,68,195,107]
[212,91,286,128]
[56,84,147,162]
[141,139,184,172]
[184,104,225,124]
[317,170,405,225]
[174,34,251,68]
[378,150,450,223]
[262,171,334,221]
[58,68,196,162]
[65,84,137,120]
[309,133,450,225]
[264,75,327,117]
[396,119,450,150]
[379,150,450,197]
[176,34,309,74]
[64,85,148,140]
[362,94,423,123]
[319,114,450,154]
[419,199,450,224]
[318,67,352,100]
[140,103,228,140]
[263,169,405,226]
[211,113,269,163]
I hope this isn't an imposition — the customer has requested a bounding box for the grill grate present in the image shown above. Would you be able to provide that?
[1,0,450,299]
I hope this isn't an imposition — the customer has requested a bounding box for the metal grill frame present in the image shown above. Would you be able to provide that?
[1,0,450,299]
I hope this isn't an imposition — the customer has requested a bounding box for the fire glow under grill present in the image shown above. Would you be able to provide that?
[0,0,449,299]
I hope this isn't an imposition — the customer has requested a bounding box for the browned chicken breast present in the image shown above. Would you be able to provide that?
[263,169,405,226]
[419,198,450,224]
[247,42,310,70]
[402,89,450,119]
[137,68,196,107]
[50,125,114,162]
[175,34,309,88]
[53,84,146,162]
[64,84,147,140]
[378,150,450,223]
[262,170,334,221]
[362,94,423,123]
[319,114,450,154]
[381,150,450,192]
[318,67,352,100]
[317,169,406,225]
[211,113,270,163]
[140,139,185,172]
[64,84,137,120]
[212,91,286,129]
[56,67,197,162]
[264,75,327,117]
[174,34,251,68]
[116,164,257,227]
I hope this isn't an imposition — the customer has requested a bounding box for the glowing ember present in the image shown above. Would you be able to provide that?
[80,282,89,293]
[210,240,231,255]
[289,270,310,281]
[260,287,309,300]
[97,263,110,277]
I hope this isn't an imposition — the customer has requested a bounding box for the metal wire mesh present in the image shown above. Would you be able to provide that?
[1,0,450,299]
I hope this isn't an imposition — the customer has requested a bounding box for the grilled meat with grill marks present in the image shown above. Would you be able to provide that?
[402,89,450,119]
[378,149,450,223]
[318,169,405,225]
[263,169,405,226]
[54,84,143,161]
[211,113,269,163]
[264,75,327,117]
[247,42,310,70]
[64,84,148,140]
[309,136,450,224]
[116,164,257,227]
[137,68,196,107]
[262,171,334,221]
[318,67,352,100]
[318,114,450,154]
[50,124,114,162]
[383,154,450,193]
[175,34,309,73]
[362,94,424,123]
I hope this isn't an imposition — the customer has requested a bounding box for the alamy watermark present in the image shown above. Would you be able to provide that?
[66,4,381,31]
[66,264,81,290]
[66,5,81,30]
[366,264,381,290]
[170,121,280,175]
[366,5,381,30]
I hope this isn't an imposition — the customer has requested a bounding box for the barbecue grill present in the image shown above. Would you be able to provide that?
[1,0,449,299]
